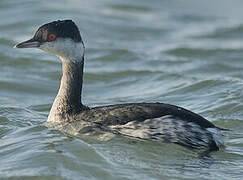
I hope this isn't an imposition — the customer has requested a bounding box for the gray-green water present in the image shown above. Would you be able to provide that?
[1,0,243,179]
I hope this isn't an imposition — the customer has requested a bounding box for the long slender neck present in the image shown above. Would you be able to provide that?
[48,56,85,122]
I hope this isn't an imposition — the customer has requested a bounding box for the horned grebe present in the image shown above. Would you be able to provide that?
[14,20,225,153]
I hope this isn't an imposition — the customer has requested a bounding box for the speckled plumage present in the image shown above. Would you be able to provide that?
[15,20,226,153]
[48,101,224,152]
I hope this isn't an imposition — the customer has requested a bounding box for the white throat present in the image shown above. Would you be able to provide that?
[39,38,85,63]
[41,38,85,123]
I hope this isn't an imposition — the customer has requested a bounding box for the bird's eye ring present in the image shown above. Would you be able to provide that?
[48,34,56,41]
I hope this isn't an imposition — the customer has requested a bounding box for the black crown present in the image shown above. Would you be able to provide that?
[33,20,82,43]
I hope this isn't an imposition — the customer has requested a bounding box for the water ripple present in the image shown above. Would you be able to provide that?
[1,0,243,179]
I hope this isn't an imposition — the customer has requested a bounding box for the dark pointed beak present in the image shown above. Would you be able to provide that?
[14,38,40,48]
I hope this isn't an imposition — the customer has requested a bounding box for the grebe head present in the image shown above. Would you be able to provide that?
[14,20,85,62]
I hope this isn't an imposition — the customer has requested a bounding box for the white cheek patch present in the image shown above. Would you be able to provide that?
[39,38,84,63]
[39,42,56,54]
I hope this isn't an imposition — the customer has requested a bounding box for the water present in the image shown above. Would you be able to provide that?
[0,0,243,179]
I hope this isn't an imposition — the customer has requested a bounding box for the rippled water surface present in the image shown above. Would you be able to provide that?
[1,0,243,179]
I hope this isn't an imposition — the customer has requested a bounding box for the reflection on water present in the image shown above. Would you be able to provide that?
[0,0,243,179]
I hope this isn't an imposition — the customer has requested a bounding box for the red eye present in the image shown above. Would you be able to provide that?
[48,34,56,41]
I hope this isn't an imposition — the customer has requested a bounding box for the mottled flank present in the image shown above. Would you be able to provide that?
[48,103,225,152]
[5,1,243,179]
[16,19,226,153]
[109,115,224,150]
